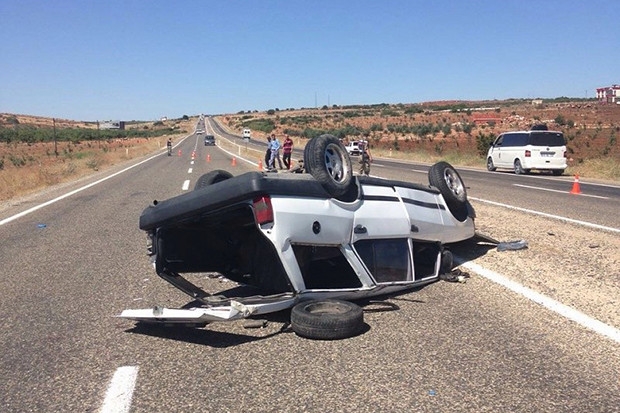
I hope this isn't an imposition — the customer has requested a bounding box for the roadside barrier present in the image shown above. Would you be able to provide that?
[570,175,581,195]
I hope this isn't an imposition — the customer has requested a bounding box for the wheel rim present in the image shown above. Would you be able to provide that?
[324,143,349,183]
[515,160,521,174]
[487,158,493,170]
[443,168,465,198]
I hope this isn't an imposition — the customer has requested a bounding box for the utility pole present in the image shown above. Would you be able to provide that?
[53,118,58,156]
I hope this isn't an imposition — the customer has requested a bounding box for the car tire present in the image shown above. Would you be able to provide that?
[514,159,529,175]
[291,299,364,340]
[428,161,468,221]
[486,157,496,171]
[305,134,353,198]
[194,169,233,191]
[552,169,564,176]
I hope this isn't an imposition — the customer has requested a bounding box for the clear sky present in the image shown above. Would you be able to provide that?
[1,0,618,121]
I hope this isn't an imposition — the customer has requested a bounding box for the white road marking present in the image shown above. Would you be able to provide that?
[457,260,620,344]
[188,168,193,174]
[99,365,139,413]
[182,180,190,191]
[190,161,194,165]
[469,197,620,234]
[513,183,609,199]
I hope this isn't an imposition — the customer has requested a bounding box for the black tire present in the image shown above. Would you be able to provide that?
[305,134,353,198]
[428,161,468,221]
[194,169,233,191]
[291,299,364,340]
[486,157,496,171]
[514,159,529,175]
[552,169,564,176]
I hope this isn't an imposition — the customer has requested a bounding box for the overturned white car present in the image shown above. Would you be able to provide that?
[120,135,475,339]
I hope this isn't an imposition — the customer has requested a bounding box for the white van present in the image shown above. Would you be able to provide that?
[486,128,567,175]
[242,128,251,140]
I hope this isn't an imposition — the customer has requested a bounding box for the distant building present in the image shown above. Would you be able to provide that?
[100,120,126,130]
[596,84,620,104]
[531,99,543,106]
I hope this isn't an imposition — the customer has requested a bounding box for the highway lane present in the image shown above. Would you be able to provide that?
[0,127,618,412]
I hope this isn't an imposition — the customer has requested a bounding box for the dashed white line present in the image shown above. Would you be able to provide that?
[188,168,193,174]
[182,180,190,191]
[457,260,620,344]
[99,365,139,413]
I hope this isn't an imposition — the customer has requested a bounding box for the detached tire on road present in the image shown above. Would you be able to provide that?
[304,134,353,198]
[291,299,364,340]
[194,170,233,191]
[428,161,468,221]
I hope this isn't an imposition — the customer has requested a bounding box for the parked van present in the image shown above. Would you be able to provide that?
[486,128,567,175]
[242,128,251,140]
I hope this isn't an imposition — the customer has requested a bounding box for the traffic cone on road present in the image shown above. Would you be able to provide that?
[177,149,182,157]
[191,151,196,160]
[231,157,237,167]
[207,154,211,162]
[570,174,581,195]
[258,159,263,170]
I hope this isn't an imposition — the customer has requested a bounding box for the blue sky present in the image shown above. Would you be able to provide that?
[1,0,618,121]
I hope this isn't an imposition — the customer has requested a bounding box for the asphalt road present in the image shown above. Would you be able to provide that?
[0,123,618,413]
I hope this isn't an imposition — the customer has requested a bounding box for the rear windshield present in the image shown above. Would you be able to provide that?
[530,132,565,146]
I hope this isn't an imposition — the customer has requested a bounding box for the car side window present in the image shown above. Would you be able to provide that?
[354,239,412,283]
[494,135,504,147]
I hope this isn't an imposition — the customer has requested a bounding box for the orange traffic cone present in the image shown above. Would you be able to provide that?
[177,149,182,157]
[191,151,196,160]
[258,159,263,170]
[207,154,211,162]
[231,157,237,167]
[570,174,581,195]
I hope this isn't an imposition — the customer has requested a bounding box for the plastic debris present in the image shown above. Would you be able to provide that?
[428,390,437,396]
[37,223,47,228]
[496,240,528,251]
[440,269,470,283]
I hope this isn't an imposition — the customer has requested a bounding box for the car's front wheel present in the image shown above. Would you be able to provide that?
[304,134,353,198]
[486,157,496,171]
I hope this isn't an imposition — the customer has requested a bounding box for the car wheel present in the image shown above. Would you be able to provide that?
[194,169,233,191]
[428,161,468,221]
[291,299,364,340]
[514,159,528,175]
[486,157,496,171]
[305,134,353,198]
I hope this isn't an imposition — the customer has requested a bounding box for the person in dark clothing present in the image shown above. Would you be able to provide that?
[282,135,294,170]
[264,136,272,169]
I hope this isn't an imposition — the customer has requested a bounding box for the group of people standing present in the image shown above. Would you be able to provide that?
[265,134,294,170]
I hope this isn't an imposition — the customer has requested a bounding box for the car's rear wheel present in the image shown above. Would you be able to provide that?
[428,161,468,221]
[194,170,233,190]
[514,159,529,175]
[486,157,496,171]
[304,134,353,198]
[291,299,364,340]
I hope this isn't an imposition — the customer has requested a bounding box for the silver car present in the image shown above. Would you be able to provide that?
[120,134,475,339]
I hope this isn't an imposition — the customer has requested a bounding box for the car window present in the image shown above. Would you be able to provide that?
[293,245,362,289]
[354,239,411,283]
[530,132,565,146]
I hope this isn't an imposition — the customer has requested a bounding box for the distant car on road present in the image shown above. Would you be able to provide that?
[486,128,567,175]
[204,135,216,146]
[242,128,251,140]
[345,140,366,156]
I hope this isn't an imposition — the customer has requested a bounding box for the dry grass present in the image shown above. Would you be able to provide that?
[0,119,194,202]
